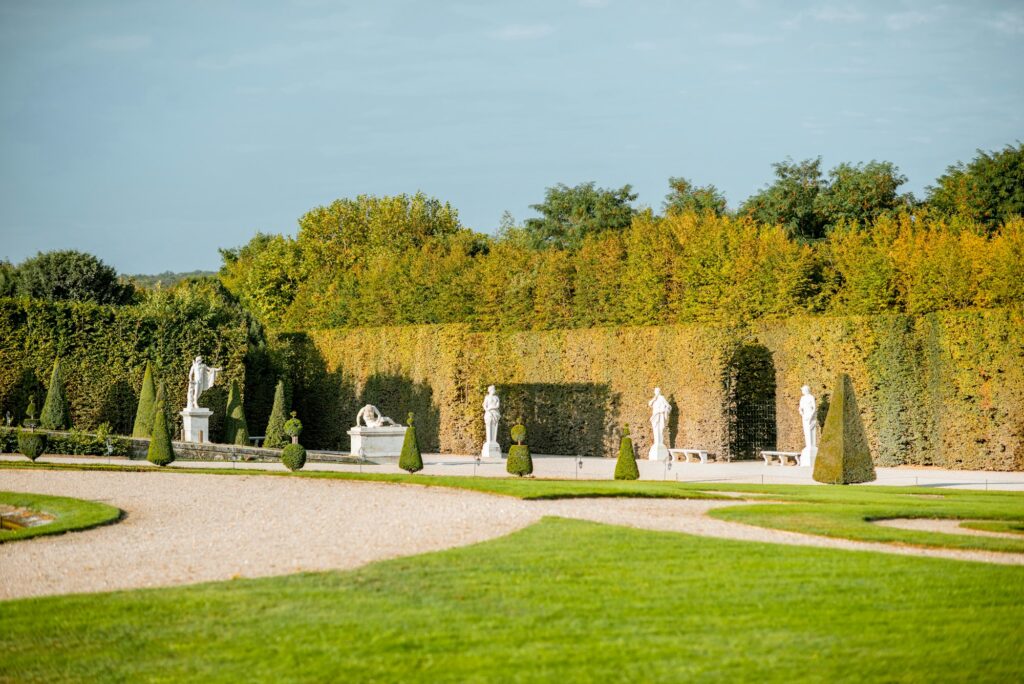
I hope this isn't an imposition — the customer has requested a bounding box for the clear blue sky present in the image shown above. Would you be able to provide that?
[1,1,1022,273]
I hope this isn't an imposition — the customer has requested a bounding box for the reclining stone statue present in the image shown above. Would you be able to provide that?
[355,404,399,428]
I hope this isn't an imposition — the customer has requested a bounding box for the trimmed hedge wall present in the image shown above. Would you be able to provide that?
[278,308,1022,470]
[0,298,250,439]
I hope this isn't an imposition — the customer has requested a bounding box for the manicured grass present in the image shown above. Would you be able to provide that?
[699,484,1024,553]
[0,491,121,543]
[961,520,1024,535]
[1,518,1022,682]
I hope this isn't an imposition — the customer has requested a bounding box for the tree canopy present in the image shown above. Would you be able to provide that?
[927,143,1024,230]
[524,182,638,250]
[663,177,728,217]
[14,250,136,305]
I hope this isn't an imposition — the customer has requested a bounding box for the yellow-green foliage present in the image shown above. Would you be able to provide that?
[813,373,876,484]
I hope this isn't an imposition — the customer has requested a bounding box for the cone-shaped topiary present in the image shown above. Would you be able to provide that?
[264,380,288,449]
[281,442,307,471]
[132,361,158,438]
[147,398,175,466]
[224,379,249,446]
[40,358,70,430]
[614,425,639,480]
[17,430,47,461]
[507,423,533,477]
[399,412,423,473]
[813,373,876,485]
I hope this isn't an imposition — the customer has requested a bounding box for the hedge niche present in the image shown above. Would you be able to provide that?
[399,412,423,474]
[813,373,876,485]
[40,358,70,430]
[507,423,533,477]
[614,426,639,480]
[131,361,157,438]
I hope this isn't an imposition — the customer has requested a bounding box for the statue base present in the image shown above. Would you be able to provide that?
[481,442,502,459]
[348,426,408,458]
[800,446,818,467]
[648,444,669,461]
[180,407,213,444]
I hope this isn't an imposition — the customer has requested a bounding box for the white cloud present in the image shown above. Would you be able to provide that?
[88,35,152,52]
[885,10,935,31]
[487,24,554,41]
[986,10,1024,35]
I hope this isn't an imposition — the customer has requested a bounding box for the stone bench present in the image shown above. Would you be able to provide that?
[760,450,801,466]
[668,448,713,464]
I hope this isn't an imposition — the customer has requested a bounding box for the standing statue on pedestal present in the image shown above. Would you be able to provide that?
[181,355,222,443]
[481,385,501,459]
[799,385,818,467]
[648,387,671,461]
[186,356,222,410]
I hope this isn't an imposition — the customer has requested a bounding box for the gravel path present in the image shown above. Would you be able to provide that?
[2,470,1022,600]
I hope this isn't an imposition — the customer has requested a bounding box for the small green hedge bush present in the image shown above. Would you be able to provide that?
[264,380,288,449]
[281,443,307,471]
[813,373,876,485]
[507,423,533,477]
[147,401,175,467]
[399,413,423,473]
[614,426,639,480]
[17,431,47,460]
[0,427,130,457]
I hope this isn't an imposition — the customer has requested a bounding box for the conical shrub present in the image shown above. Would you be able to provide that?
[614,425,639,480]
[264,380,288,449]
[813,373,876,485]
[224,379,249,446]
[132,361,157,438]
[399,412,423,473]
[147,398,175,466]
[40,358,70,430]
[507,423,533,477]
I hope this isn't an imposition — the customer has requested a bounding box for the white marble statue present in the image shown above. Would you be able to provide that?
[186,355,221,410]
[799,385,818,467]
[481,385,501,459]
[355,404,399,428]
[648,387,671,461]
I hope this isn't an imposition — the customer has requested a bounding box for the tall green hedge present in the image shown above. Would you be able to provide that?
[224,379,249,446]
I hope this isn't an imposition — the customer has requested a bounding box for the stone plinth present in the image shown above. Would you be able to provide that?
[481,442,502,459]
[648,444,669,461]
[348,425,408,458]
[180,407,213,443]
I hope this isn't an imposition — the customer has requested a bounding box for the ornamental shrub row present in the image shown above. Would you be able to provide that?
[0,427,131,457]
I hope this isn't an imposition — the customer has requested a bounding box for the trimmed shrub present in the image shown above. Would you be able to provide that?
[147,399,175,466]
[507,423,533,477]
[224,379,249,446]
[264,380,288,449]
[813,373,876,484]
[23,395,38,428]
[40,358,70,430]
[399,412,423,473]
[0,427,17,452]
[614,425,639,480]
[281,442,307,471]
[284,411,303,443]
[132,361,157,438]
[17,430,47,461]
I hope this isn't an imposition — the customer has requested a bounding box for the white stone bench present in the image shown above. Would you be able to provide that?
[669,448,712,464]
[760,450,801,466]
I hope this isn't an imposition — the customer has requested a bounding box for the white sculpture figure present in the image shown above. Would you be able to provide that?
[355,404,399,428]
[799,385,818,467]
[481,385,501,459]
[186,356,221,410]
[648,387,671,461]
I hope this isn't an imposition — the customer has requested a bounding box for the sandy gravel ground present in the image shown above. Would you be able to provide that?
[2,470,1022,600]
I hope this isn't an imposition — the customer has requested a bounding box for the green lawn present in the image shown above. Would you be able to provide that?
[960,520,1024,535]
[0,491,121,543]
[2,517,1022,683]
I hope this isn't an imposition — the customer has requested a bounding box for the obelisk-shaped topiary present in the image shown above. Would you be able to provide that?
[614,425,639,480]
[264,380,288,449]
[507,423,533,477]
[224,379,249,446]
[132,361,158,438]
[147,396,175,466]
[813,373,876,485]
[399,412,423,473]
[40,357,70,430]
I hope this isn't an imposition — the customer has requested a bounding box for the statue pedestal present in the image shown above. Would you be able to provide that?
[648,444,669,461]
[348,426,408,458]
[180,407,213,443]
[800,446,818,467]
[481,442,502,459]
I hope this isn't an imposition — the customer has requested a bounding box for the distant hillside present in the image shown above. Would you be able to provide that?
[126,270,217,289]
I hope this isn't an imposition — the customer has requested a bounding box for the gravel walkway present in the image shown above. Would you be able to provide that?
[2,470,1022,600]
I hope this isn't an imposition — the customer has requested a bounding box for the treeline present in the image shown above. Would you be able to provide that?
[217,144,1024,331]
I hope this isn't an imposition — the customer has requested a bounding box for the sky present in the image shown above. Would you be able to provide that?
[1,1,1022,274]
